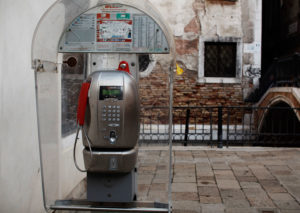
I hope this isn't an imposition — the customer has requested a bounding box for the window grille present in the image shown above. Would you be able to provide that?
[204,42,237,78]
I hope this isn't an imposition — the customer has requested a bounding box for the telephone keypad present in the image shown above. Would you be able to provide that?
[102,104,121,124]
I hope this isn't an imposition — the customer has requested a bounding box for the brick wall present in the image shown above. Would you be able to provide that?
[139,63,250,124]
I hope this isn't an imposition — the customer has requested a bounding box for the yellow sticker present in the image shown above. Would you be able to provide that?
[176,64,183,75]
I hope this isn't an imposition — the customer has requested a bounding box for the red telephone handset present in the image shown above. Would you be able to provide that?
[76,82,91,126]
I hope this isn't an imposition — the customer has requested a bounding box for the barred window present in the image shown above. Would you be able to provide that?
[204,42,237,78]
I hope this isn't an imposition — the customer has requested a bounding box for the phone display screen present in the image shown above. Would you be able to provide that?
[99,86,123,100]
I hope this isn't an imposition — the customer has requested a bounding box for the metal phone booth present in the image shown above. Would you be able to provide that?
[32,0,175,212]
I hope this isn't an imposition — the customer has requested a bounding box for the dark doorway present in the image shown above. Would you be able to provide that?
[262,0,300,78]
[259,102,300,146]
[261,0,281,77]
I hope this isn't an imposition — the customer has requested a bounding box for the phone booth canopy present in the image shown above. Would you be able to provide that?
[32,0,175,212]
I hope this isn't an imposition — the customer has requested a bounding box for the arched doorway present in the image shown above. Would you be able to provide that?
[259,102,300,146]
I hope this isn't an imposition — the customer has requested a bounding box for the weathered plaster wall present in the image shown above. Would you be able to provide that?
[241,0,262,96]
[0,1,56,212]
[142,0,261,107]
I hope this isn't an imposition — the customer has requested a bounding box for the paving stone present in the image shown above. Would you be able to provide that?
[174,171,196,177]
[201,203,225,213]
[152,178,168,184]
[199,195,222,204]
[194,158,210,163]
[276,175,300,186]
[149,183,167,191]
[219,189,251,208]
[172,183,198,192]
[250,167,276,180]
[195,162,211,168]
[192,150,207,157]
[197,176,215,181]
[173,176,196,183]
[233,169,254,177]
[172,201,201,213]
[243,188,275,208]
[240,181,262,189]
[139,165,157,174]
[138,184,150,195]
[236,176,258,182]
[256,208,280,213]
[156,168,169,175]
[137,147,300,213]
[214,170,235,179]
[210,158,229,163]
[260,180,287,193]
[172,192,198,201]
[280,210,300,213]
[216,179,240,189]
[147,190,168,202]
[152,177,168,183]
[225,208,257,213]
[273,200,300,210]
[137,174,153,184]
[198,186,220,196]
[174,162,195,170]
[220,189,247,200]
[268,193,300,210]
[223,198,251,208]
[261,160,287,166]
[174,163,195,176]
[197,179,217,187]
[283,185,300,202]
[267,165,291,172]
[268,192,294,200]
[196,170,214,178]
[212,162,230,170]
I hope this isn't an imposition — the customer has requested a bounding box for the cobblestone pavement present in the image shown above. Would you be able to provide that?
[137,146,300,213]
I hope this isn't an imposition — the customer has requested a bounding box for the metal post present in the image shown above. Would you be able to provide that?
[168,66,174,213]
[217,106,223,148]
[184,108,190,146]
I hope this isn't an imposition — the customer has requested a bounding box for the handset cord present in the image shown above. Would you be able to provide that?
[73,124,93,172]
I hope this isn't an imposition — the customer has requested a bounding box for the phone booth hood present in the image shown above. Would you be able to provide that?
[32,0,176,212]
[32,0,176,68]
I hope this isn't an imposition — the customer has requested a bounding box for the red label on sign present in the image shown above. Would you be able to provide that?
[97,13,110,19]
[105,5,122,9]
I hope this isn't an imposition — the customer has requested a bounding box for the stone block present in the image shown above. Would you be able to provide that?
[201,204,225,213]
[217,179,240,189]
[172,192,199,201]
[172,201,201,213]
[200,196,222,204]
[197,179,217,187]
[173,176,196,183]
[198,186,220,196]
[172,183,198,193]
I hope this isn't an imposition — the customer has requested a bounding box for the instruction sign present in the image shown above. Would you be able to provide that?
[59,4,169,53]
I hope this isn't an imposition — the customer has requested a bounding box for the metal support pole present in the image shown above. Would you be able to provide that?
[168,66,174,213]
[217,106,223,148]
[184,108,190,146]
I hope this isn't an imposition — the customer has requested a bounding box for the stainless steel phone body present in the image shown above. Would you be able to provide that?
[83,71,140,149]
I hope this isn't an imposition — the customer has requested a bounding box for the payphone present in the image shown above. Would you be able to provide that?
[32,0,175,212]
[75,68,139,202]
